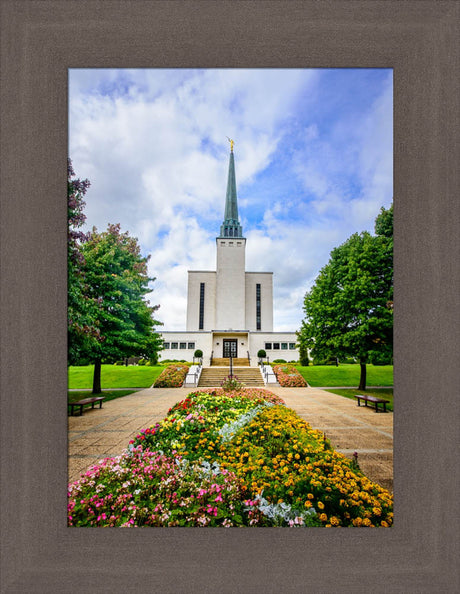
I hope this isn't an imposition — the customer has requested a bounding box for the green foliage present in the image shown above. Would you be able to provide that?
[374,203,393,239]
[273,359,287,363]
[257,349,266,358]
[149,352,159,365]
[194,349,203,358]
[67,159,100,365]
[298,341,309,366]
[369,351,393,365]
[298,205,393,390]
[81,224,163,371]
[137,358,147,366]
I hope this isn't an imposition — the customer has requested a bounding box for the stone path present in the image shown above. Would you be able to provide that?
[68,386,393,492]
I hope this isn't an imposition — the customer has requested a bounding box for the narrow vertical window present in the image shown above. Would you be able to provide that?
[256,283,261,330]
[199,282,205,330]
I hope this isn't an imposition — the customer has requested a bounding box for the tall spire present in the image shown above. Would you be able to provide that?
[219,141,243,238]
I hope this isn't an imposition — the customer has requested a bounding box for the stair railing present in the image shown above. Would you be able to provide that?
[229,356,233,378]
[247,351,251,366]
[209,350,213,366]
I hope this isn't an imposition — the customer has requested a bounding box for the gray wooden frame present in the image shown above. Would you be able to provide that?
[1,1,458,592]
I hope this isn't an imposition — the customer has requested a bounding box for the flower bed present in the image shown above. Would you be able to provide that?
[68,388,393,527]
[129,391,276,462]
[217,406,393,527]
[68,450,267,527]
[273,364,307,387]
[153,364,189,387]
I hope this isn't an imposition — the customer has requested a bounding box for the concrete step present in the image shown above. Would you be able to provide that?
[198,367,264,387]
[211,358,250,366]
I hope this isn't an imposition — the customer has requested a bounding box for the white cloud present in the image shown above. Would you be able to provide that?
[69,69,392,332]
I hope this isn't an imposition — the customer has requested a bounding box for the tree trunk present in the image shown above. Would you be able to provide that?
[358,361,367,391]
[92,358,102,394]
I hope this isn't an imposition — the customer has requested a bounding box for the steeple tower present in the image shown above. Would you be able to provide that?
[219,142,243,238]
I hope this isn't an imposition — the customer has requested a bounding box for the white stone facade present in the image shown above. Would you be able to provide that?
[158,148,299,364]
[159,330,299,365]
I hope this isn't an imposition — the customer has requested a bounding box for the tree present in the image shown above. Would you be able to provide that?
[297,340,310,366]
[298,205,393,390]
[81,224,163,393]
[67,159,100,364]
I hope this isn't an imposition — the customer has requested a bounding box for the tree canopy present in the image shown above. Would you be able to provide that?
[68,159,100,364]
[298,204,393,389]
[67,159,162,392]
[81,224,163,392]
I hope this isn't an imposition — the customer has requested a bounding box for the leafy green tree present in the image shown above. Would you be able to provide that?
[298,205,393,389]
[297,340,310,366]
[81,224,163,393]
[68,159,100,364]
[375,203,393,238]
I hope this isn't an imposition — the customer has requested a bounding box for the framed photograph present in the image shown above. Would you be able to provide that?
[1,1,458,592]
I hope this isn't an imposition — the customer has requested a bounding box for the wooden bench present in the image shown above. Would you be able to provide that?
[355,394,389,413]
[68,396,105,416]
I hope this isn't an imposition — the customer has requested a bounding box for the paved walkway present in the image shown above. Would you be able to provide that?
[68,386,393,492]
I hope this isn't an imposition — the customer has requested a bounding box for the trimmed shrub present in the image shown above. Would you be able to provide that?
[273,364,308,387]
[299,343,310,366]
[273,359,287,364]
[370,352,393,365]
[194,349,203,358]
[153,364,190,388]
[257,349,267,358]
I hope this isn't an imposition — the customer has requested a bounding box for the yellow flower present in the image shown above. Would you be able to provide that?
[319,513,328,522]
[330,516,340,526]
[380,520,389,527]
[304,501,312,508]
[352,517,363,527]
[307,493,314,500]
[317,501,325,510]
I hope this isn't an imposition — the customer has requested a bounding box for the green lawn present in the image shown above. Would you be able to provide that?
[324,388,394,411]
[68,389,140,404]
[297,364,393,387]
[68,365,164,389]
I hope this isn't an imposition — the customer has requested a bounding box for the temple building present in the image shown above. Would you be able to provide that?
[159,143,299,366]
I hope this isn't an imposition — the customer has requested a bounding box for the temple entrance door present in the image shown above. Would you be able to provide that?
[223,339,237,358]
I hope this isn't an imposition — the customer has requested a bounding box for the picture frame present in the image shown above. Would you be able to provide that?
[1,1,458,591]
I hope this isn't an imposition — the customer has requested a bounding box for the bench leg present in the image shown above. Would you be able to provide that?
[99,401,103,409]
[357,399,361,407]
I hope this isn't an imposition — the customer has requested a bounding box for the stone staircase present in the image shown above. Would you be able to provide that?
[198,366,265,387]
[211,357,250,366]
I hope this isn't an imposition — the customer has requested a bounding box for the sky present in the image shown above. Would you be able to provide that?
[69,68,393,332]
